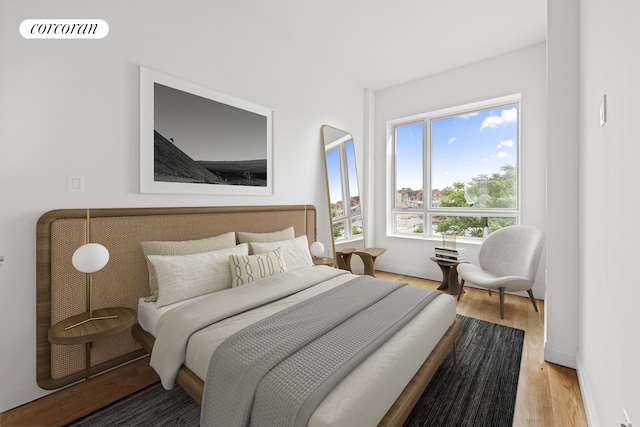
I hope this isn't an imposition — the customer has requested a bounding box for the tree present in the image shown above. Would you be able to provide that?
[435,165,517,237]
[464,165,517,209]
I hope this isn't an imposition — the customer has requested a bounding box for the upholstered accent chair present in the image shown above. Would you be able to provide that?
[457,225,545,319]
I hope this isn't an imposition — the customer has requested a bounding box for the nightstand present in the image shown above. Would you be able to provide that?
[355,247,386,277]
[335,247,356,272]
[430,257,465,296]
[48,307,136,380]
[312,256,336,267]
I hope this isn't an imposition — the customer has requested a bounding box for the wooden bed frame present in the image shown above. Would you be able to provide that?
[36,205,317,389]
[132,318,461,426]
[36,204,461,425]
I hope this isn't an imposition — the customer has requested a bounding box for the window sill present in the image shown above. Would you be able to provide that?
[387,233,482,246]
[334,236,364,246]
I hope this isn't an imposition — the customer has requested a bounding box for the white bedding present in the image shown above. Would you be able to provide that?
[137,293,210,336]
[146,267,457,427]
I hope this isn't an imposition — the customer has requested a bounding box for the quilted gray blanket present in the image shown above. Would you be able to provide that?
[200,276,441,427]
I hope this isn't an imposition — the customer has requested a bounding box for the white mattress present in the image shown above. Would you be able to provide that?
[137,293,211,336]
[141,273,457,426]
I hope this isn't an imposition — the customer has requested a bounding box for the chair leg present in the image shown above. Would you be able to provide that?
[499,287,505,319]
[527,289,539,312]
[457,279,465,301]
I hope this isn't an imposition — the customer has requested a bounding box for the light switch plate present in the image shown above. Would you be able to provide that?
[67,175,84,193]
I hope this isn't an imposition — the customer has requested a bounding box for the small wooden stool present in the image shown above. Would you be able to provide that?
[336,247,356,272]
[355,248,386,277]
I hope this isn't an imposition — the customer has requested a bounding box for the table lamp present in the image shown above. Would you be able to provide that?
[310,241,325,258]
[65,223,117,330]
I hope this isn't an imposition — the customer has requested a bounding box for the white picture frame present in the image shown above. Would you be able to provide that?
[139,66,274,195]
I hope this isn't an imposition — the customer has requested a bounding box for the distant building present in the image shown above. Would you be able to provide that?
[396,187,423,207]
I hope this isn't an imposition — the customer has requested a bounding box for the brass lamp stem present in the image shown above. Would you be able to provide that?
[86,209,91,315]
[64,209,117,331]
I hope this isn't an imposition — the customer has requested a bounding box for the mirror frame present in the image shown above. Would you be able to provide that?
[320,125,364,261]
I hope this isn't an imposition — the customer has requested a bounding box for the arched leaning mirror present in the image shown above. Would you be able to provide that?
[320,125,364,261]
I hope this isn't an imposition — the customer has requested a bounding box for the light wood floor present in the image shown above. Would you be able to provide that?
[2,271,587,427]
[375,271,588,427]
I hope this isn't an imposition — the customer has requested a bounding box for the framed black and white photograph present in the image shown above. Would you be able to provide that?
[139,66,273,195]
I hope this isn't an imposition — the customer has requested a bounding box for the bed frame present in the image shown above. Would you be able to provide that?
[132,316,461,426]
[36,205,317,389]
[36,204,461,425]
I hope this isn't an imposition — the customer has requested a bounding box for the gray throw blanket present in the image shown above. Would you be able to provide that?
[200,276,441,427]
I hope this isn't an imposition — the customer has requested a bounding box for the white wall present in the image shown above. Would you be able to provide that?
[372,43,548,300]
[0,1,364,412]
[578,0,640,424]
[545,0,581,370]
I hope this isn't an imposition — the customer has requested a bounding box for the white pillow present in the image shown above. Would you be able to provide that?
[141,232,237,302]
[236,227,295,249]
[251,235,313,271]
[229,247,287,287]
[148,243,249,307]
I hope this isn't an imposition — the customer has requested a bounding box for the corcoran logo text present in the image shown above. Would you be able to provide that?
[20,19,109,39]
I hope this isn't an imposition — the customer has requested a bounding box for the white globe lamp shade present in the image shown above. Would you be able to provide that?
[72,243,110,273]
[309,241,325,257]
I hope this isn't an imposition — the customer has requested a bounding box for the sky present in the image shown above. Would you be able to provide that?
[154,83,267,162]
[396,104,518,192]
[326,140,359,206]
[326,139,360,204]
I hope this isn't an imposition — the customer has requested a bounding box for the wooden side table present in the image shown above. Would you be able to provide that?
[49,307,136,381]
[335,247,356,272]
[430,257,465,296]
[355,248,386,277]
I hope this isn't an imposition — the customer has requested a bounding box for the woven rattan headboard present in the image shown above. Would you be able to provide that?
[36,205,317,389]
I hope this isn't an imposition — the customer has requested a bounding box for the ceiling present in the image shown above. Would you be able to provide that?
[235,0,547,91]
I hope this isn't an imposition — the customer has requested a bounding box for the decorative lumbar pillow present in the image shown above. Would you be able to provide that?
[236,227,295,246]
[141,232,236,302]
[229,247,287,287]
[147,243,249,307]
[251,235,313,271]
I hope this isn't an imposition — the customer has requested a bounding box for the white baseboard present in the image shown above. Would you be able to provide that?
[544,340,577,369]
[374,261,434,281]
[576,350,600,427]
[375,261,546,300]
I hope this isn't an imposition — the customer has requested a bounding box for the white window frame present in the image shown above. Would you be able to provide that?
[386,94,522,242]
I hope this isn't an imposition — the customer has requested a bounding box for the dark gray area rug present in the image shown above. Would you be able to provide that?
[403,315,524,427]
[66,315,523,427]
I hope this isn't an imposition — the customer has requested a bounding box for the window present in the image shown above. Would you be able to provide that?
[388,94,520,239]
[326,138,362,241]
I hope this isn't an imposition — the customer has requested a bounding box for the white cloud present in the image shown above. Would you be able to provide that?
[458,112,479,120]
[502,107,517,123]
[496,151,508,158]
[481,116,503,130]
[448,137,457,144]
[480,107,518,130]
[499,139,515,147]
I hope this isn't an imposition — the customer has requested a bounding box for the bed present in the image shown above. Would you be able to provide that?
[36,205,461,426]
